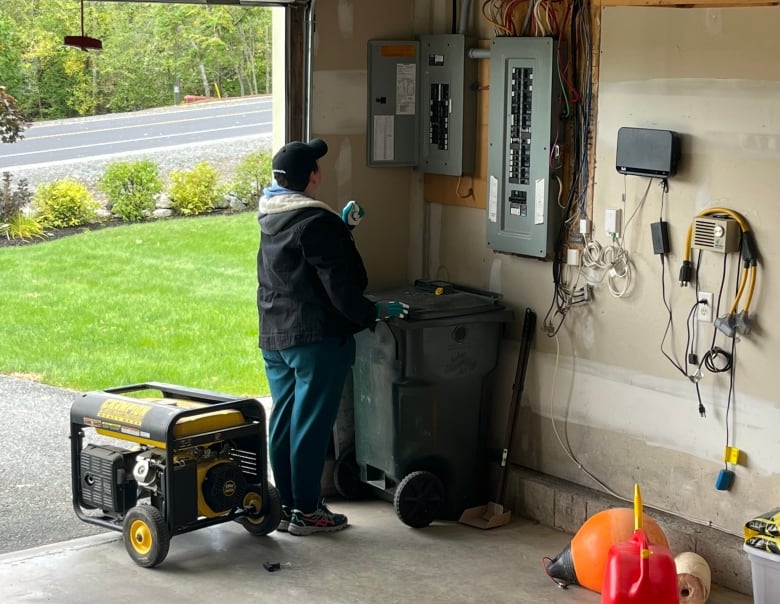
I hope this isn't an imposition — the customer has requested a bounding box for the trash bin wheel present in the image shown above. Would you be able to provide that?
[237,483,282,535]
[123,504,170,568]
[334,445,372,500]
[394,470,445,528]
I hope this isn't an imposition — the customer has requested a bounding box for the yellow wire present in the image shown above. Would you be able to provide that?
[728,268,749,316]
[683,223,693,263]
[703,206,750,231]
[744,266,757,313]
[684,207,758,314]
[481,0,513,34]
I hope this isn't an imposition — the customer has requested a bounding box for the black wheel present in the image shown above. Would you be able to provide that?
[122,505,170,568]
[333,446,372,500]
[393,470,445,528]
[236,483,282,535]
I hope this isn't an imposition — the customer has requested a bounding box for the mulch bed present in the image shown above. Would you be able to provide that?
[0,219,128,248]
[1,210,241,249]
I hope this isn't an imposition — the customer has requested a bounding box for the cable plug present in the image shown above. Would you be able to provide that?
[735,311,752,335]
[714,313,737,338]
[698,402,707,418]
[678,260,692,287]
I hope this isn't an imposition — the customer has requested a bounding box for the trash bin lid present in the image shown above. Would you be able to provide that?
[368,280,506,321]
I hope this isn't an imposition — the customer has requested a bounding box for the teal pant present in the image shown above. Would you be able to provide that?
[262,336,355,513]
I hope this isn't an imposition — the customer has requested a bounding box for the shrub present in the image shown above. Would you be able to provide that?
[168,162,220,216]
[4,211,46,241]
[0,86,29,143]
[33,179,100,228]
[98,160,162,222]
[231,150,272,209]
[0,172,33,222]
[1,172,44,240]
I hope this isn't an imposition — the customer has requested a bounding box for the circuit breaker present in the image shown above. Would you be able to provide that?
[419,34,477,176]
[486,37,562,259]
[367,40,420,167]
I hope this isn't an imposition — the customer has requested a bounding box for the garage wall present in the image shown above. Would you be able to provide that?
[307,1,780,535]
[425,4,780,534]
[302,0,421,290]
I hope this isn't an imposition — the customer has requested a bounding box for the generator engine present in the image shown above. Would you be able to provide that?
[71,383,282,568]
[139,445,249,517]
[80,441,251,519]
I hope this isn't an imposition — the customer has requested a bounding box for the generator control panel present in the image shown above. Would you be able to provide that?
[486,37,562,259]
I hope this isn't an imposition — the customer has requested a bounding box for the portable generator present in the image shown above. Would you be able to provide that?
[70,382,281,568]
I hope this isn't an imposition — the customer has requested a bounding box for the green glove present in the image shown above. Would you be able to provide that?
[375,300,410,321]
[341,200,365,228]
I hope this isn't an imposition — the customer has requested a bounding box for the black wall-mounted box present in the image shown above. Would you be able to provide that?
[616,127,680,177]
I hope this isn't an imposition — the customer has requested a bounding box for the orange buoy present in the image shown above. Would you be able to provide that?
[545,502,669,593]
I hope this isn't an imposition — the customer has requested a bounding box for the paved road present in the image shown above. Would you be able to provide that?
[0,96,272,171]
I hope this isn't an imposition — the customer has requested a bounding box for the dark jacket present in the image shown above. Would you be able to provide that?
[257,192,377,351]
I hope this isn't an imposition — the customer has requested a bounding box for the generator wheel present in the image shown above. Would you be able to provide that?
[123,505,170,568]
[237,483,282,536]
[393,470,445,529]
[333,445,372,500]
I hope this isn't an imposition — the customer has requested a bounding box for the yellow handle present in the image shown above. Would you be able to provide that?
[634,483,643,532]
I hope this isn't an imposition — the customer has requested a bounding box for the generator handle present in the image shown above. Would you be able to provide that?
[102,382,239,404]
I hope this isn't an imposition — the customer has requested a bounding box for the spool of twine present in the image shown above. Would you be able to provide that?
[675,552,711,603]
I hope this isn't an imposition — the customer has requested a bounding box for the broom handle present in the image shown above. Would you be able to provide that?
[496,308,536,503]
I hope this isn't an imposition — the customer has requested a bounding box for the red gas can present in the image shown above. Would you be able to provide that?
[601,485,679,604]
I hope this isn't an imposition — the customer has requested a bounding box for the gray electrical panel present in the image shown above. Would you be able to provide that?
[486,37,562,259]
[367,40,420,167]
[419,34,477,176]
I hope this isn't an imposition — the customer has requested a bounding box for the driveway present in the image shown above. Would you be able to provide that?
[0,375,106,553]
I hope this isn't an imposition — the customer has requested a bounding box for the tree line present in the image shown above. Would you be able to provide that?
[0,1,272,123]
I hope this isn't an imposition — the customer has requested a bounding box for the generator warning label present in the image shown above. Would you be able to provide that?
[97,398,152,427]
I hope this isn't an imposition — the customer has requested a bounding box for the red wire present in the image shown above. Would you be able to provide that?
[504,0,526,36]
[558,0,581,105]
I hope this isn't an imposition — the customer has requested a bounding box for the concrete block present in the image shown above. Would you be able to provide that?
[503,465,752,596]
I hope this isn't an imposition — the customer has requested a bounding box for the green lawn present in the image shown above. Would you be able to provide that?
[0,212,269,397]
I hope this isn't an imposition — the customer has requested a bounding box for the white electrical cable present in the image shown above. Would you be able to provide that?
[548,331,741,537]
[580,236,632,297]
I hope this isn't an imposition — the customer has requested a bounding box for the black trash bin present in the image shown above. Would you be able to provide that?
[351,281,513,528]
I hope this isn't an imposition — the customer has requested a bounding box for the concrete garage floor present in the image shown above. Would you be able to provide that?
[0,499,751,603]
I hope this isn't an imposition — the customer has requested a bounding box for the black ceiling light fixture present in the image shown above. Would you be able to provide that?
[64,0,103,52]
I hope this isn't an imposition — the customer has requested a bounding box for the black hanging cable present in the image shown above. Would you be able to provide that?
[452,0,457,34]
[690,250,703,364]
[659,254,688,377]
[724,335,737,470]
[694,246,734,417]
[720,245,742,468]
[684,300,700,374]
[709,243,733,350]
[545,0,584,336]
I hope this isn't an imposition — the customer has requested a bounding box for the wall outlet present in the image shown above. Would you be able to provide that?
[605,208,623,237]
[698,292,713,322]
